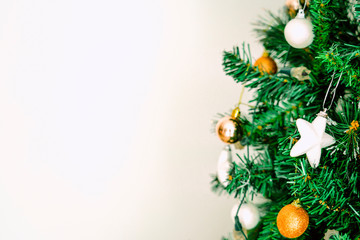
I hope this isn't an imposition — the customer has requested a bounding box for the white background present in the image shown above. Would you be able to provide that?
[0,0,284,239]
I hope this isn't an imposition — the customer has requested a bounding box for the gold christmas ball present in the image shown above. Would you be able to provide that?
[216,116,243,144]
[286,0,310,17]
[286,0,301,11]
[254,56,277,75]
[277,202,309,238]
[285,0,310,10]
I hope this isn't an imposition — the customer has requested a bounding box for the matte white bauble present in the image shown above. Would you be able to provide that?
[231,203,260,230]
[284,10,314,49]
[217,145,232,187]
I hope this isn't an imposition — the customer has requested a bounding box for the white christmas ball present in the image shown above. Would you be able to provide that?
[217,145,232,187]
[231,203,260,230]
[284,17,314,49]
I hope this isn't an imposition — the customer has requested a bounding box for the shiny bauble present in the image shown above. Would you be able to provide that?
[216,116,243,144]
[284,10,314,49]
[217,145,233,187]
[286,0,310,14]
[231,203,260,230]
[277,202,309,238]
[254,56,277,75]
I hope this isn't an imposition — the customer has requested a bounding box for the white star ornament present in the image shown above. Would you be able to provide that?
[290,114,335,168]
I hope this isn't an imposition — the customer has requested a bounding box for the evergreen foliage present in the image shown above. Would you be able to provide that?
[212,0,360,239]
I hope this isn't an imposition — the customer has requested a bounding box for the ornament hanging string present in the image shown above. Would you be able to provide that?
[235,86,254,108]
[322,70,343,111]
[236,85,254,108]
[237,85,245,106]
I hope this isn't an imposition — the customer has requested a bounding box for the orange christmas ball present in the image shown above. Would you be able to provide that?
[254,56,277,75]
[277,202,309,238]
[216,116,243,144]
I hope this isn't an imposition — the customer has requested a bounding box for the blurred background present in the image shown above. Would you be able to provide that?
[0,0,284,239]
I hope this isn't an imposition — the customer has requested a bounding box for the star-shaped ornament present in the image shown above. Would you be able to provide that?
[290,111,335,168]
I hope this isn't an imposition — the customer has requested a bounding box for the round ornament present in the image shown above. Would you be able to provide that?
[254,55,277,75]
[284,10,314,49]
[277,201,309,238]
[286,0,310,12]
[216,109,243,144]
[231,203,260,230]
[217,145,233,187]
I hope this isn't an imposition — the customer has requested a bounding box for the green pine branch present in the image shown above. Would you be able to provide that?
[316,44,360,95]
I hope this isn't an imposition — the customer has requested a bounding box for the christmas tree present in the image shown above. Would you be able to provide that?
[211,0,360,239]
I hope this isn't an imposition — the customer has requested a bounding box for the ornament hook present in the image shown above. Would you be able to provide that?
[322,70,343,111]
[296,9,305,18]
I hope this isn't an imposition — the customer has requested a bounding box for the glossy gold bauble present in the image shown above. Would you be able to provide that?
[277,202,309,238]
[285,0,310,9]
[286,0,310,17]
[216,116,243,144]
[285,0,300,10]
[254,56,277,75]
